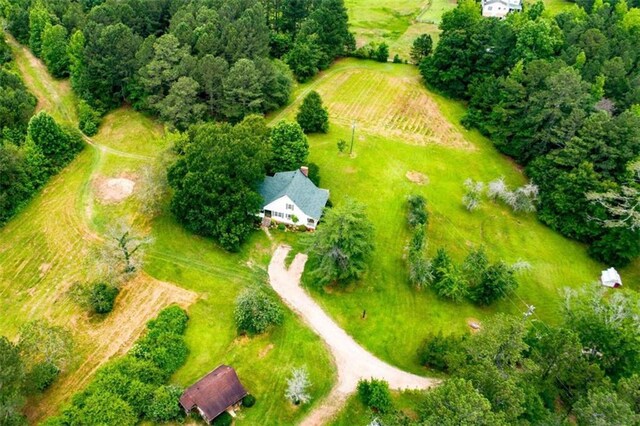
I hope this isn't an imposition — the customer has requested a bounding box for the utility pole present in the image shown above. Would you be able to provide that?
[349,120,356,155]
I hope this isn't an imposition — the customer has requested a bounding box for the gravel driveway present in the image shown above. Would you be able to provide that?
[268,245,439,425]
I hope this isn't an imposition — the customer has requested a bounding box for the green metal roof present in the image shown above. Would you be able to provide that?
[258,170,329,220]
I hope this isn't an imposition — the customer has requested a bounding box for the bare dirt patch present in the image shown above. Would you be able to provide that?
[27,273,198,423]
[94,176,136,204]
[39,263,52,278]
[259,343,274,359]
[406,171,429,185]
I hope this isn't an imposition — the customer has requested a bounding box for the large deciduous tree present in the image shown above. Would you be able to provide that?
[41,24,69,78]
[234,287,283,335]
[168,116,270,251]
[309,200,375,286]
[269,120,309,173]
[419,378,505,426]
[0,337,26,426]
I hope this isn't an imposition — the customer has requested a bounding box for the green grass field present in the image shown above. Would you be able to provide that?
[1,40,336,424]
[270,59,640,376]
[344,0,575,61]
[345,0,439,60]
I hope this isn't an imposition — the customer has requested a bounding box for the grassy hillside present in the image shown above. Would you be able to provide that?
[344,0,576,61]
[0,40,336,424]
[270,58,640,374]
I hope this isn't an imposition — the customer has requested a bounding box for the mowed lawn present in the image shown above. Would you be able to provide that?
[270,58,640,374]
[2,41,336,424]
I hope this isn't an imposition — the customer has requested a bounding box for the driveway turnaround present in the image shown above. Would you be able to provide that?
[268,245,438,425]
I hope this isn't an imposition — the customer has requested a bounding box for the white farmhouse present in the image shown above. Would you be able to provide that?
[482,0,522,18]
[258,167,329,230]
[600,267,622,288]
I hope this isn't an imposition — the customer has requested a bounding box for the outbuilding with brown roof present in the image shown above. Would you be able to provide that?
[179,365,248,424]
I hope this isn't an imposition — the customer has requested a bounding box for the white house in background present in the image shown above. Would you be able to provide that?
[258,166,329,230]
[601,267,622,288]
[482,0,522,18]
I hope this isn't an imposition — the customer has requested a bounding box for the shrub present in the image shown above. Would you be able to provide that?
[418,332,465,372]
[89,282,119,314]
[242,394,256,407]
[28,361,60,392]
[278,223,286,231]
[393,54,402,63]
[285,367,311,405]
[145,385,183,422]
[408,254,433,290]
[407,195,428,227]
[77,100,101,136]
[462,178,484,212]
[431,248,468,302]
[132,331,189,375]
[212,411,233,426]
[337,139,347,153]
[234,288,284,335]
[357,379,393,413]
[471,261,518,306]
[147,305,189,335]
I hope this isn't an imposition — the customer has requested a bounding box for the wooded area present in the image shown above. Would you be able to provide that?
[421,0,640,265]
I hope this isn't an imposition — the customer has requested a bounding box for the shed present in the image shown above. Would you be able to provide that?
[600,267,622,288]
[179,365,248,424]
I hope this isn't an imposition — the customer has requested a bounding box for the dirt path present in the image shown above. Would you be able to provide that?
[268,245,439,425]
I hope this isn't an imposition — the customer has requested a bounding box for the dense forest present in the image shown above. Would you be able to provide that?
[2,0,352,131]
[0,30,83,225]
[421,0,640,265]
[382,285,640,425]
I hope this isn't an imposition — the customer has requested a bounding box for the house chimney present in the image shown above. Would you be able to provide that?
[300,166,309,177]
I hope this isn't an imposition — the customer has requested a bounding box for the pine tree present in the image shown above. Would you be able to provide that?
[296,91,329,133]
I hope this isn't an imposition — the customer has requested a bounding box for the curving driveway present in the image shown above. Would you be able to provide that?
[268,245,438,425]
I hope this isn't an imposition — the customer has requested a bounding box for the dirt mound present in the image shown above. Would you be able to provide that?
[406,171,429,185]
[95,177,135,203]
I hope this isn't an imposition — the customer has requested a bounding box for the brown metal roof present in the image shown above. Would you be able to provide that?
[179,365,248,423]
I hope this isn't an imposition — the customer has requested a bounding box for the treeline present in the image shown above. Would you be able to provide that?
[0,31,83,226]
[0,321,73,426]
[402,286,640,425]
[261,0,354,81]
[2,0,352,131]
[421,0,640,265]
[43,306,190,425]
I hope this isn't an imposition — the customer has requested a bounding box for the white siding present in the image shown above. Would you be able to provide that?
[259,196,318,229]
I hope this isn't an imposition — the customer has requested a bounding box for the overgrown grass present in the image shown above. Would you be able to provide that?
[271,59,640,375]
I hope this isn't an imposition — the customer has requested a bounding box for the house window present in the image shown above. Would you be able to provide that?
[286,214,292,220]
[286,203,294,211]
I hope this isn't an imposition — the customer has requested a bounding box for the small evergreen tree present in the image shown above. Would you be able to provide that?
[410,34,433,64]
[285,367,311,405]
[296,91,329,133]
[309,200,375,286]
[374,43,389,62]
[357,379,393,413]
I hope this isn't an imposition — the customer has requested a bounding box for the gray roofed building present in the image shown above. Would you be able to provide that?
[258,167,329,229]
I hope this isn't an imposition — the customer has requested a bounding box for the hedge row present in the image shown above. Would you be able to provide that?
[43,306,189,426]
